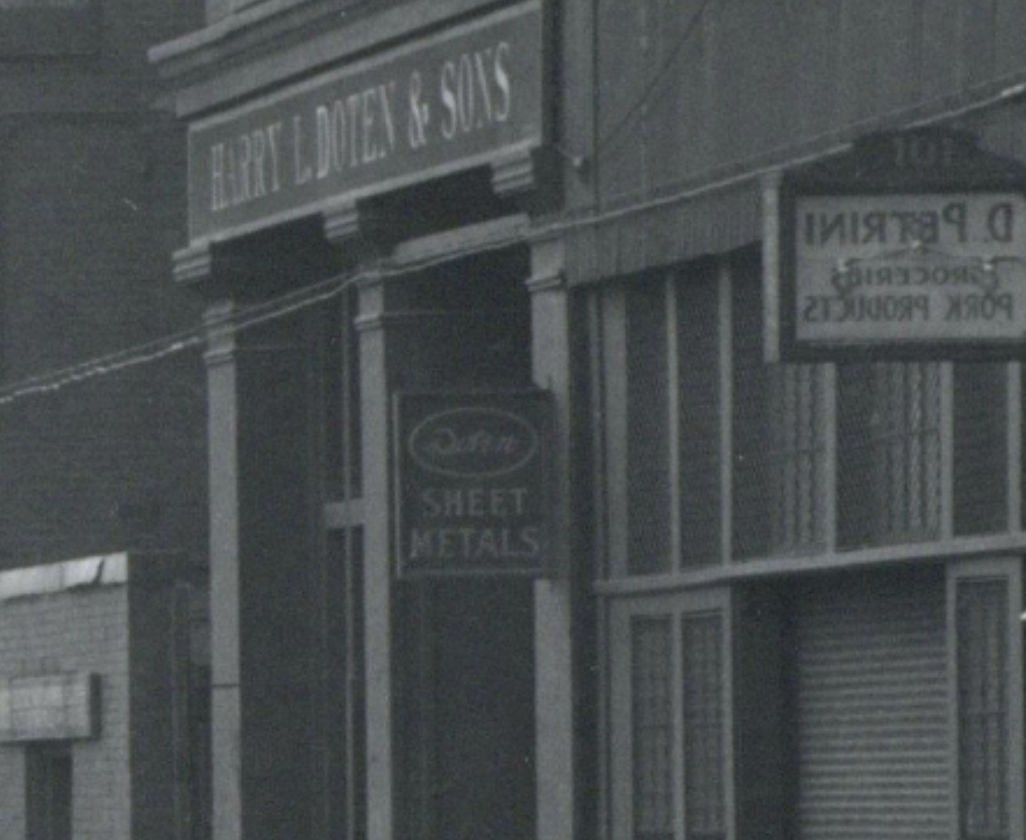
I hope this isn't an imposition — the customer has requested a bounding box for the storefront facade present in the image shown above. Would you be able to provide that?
[152,3,580,840]
[154,2,1026,840]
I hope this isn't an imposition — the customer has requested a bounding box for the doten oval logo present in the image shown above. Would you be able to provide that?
[408,407,539,479]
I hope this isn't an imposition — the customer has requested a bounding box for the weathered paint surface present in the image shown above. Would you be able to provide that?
[588,0,1026,208]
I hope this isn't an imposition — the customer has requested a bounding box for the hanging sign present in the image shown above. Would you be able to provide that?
[771,128,1026,361]
[0,673,100,743]
[394,390,553,578]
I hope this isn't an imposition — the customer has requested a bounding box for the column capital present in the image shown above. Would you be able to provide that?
[173,242,214,286]
[527,234,567,294]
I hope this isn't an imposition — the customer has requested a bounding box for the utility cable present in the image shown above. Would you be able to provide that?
[595,0,721,157]
[0,228,526,409]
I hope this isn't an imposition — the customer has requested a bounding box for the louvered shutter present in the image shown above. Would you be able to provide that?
[794,572,950,840]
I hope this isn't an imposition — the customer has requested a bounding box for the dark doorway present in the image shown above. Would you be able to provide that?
[26,745,72,840]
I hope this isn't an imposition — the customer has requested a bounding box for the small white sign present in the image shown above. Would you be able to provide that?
[794,192,1026,345]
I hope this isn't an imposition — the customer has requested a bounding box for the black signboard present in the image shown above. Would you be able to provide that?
[771,127,1026,362]
[187,0,546,243]
[394,390,553,578]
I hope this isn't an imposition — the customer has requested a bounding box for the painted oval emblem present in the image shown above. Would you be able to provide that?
[408,407,539,479]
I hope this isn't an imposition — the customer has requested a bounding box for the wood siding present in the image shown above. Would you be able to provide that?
[589,0,1026,209]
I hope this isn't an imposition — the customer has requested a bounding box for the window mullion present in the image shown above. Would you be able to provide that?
[605,287,630,578]
[940,362,955,541]
[672,612,686,840]
[822,364,838,552]
[719,261,733,565]
[666,276,682,572]
[1008,363,1022,532]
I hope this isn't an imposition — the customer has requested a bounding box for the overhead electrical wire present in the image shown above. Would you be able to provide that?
[0,228,526,409]
[12,0,1026,410]
[595,0,721,157]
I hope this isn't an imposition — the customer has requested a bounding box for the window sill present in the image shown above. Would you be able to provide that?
[595,530,1026,597]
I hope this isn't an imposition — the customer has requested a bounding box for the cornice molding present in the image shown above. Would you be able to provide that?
[152,0,508,119]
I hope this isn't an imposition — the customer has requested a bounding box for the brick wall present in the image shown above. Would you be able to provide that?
[0,553,204,840]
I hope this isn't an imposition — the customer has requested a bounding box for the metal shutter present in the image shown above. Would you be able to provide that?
[794,571,950,840]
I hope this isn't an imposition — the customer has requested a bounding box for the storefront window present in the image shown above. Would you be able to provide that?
[733,262,826,560]
[957,578,1010,840]
[598,253,1019,578]
[837,362,942,548]
[631,618,674,840]
[609,593,730,840]
[681,615,725,840]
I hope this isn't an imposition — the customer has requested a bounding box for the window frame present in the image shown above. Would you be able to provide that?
[607,588,734,840]
[592,255,1026,591]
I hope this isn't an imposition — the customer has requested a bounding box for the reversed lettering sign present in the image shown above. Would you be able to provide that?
[796,193,1026,344]
[0,673,100,742]
[395,391,553,578]
[773,128,1026,360]
[188,0,545,243]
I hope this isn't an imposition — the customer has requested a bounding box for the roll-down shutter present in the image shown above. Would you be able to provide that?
[794,571,950,840]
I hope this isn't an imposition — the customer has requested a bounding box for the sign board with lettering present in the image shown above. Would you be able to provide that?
[0,673,100,743]
[394,390,553,578]
[188,0,546,244]
[772,128,1026,361]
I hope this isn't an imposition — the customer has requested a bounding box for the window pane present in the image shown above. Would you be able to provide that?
[682,614,725,840]
[957,579,1009,840]
[627,284,671,574]
[954,363,1007,536]
[733,260,824,559]
[837,362,941,549]
[677,268,721,567]
[632,617,674,840]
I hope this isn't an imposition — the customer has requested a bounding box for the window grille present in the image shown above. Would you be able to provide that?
[957,578,1009,840]
[681,614,725,840]
[631,617,674,840]
[837,362,941,548]
[733,263,824,559]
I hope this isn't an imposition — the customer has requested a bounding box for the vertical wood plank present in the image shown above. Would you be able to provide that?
[996,0,1026,77]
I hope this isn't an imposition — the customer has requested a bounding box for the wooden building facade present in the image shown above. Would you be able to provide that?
[153,2,1026,840]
